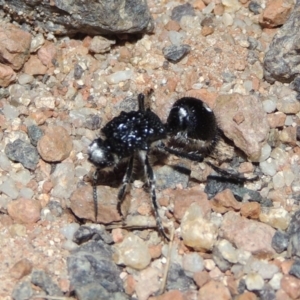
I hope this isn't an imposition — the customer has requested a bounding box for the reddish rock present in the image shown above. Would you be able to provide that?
[0,63,16,87]
[220,211,276,257]
[173,186,211,221]
[7,198,41,224]
[23,55,48,75]
[236,292,257,300]
[201,26,214,36]
[124,274,136,296]
[198,280,231,300]
[214,94,269,161]
[281,275,300,299]
[150,290,184,300]
[240,202,261,219]
[70,185,121,224]
[260,0,293,28]
[193,271,210,288]
[37,126,72,162]
[165,20,181,31]
[211,189,242,213]
[37,42,57,67]
[10,258,32,279]
[0,23,32,70]
[193,0,206,11]
[267,112,286,128]
[275,289,292,300]
[148,244,162,259]
[279,126,297,146]
[281,260,294,275]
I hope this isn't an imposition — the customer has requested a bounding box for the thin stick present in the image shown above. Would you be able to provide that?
[159,225,174,294]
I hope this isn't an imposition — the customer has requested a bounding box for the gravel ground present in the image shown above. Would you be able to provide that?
[1,0,300,299]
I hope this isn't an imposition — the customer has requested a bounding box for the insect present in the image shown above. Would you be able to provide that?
[88,93,255,240]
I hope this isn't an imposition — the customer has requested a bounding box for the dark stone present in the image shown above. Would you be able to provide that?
[171,3,195,22]
[287,209,300,235]
[271,230,289,253]
[237,278,246,294]
[222,72,236,83]
[247,50,259,65]
[162,44,191,63]
[73,225,113,245]
[287,232,300,258]
[12,281,33,300]
[204,175,265,204]
[74,63,84,80]
[297,126,300,141]
[264,1,300,84]
[68,240,124,296]
[5,138,39,170]
[289,260,300,278]
[248,1,262,15]
[48,200,63,217]
[212,246,232,272]
[290,76,300,93]
[166,263,194,291]
[247,36,259,50]
[84,114,102,130]
[258,284,276,300]
[2,0,154,36]
[75,284,129,300]
[27,124,43,146]
[31,269,63,296]
[0,87,9,99]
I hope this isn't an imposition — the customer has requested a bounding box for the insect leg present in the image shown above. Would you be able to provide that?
[140,150,169,240]
[117,156,134,215]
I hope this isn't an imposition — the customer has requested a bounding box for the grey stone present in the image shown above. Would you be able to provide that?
[287,209,300,235]
[31,269,63,296]
[288,231,300,258]
[166,263,195,291]
[171,3,195,22]
[74,63,84,80]
[2,0,154,36]
[248,1,262,15]
[73,225,113,245]
[289,260,300,278]
[68,241,124,296]
[258,284,276,300]
[264,1,300,84]
[204,176,264,204]
[12,281,33,300]
[162,44,191,63]
[5,139,39,170]
[155,163,190,190]
[212,246,232,272]
[272,230,289,253]
[27,124,43,146]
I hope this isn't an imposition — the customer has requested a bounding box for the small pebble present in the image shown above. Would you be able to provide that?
[289,260,300,279]
[259,159,277,176]
[114,233,151,270]
[27,124,43,146]
[245,273,264,291]
[162,44,191,63]
[60,223,80,241]
[5,139,39,170]
[171,3,195,22]
[17,73,34,85]
[181,203,218,251]
[271,230,289,253]
[106,70,133,84]
[182,252,204,277]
